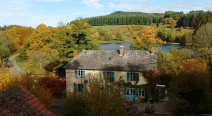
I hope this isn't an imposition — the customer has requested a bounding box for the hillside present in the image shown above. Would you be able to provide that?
[85,11,212,28]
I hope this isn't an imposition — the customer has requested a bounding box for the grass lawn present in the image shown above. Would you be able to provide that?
[92,25,148,31]
[16,62,34,72]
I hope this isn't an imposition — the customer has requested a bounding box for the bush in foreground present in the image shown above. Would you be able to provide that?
[63,76,126,116]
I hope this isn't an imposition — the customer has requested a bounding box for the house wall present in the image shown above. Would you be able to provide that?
[66,69,148,94]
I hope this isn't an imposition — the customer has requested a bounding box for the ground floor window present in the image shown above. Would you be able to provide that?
[138,88,145,97]
[125,87,145,97]
[74,84,84,92]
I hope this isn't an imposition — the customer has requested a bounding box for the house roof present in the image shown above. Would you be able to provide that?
[0,85,60,116]
[64,50,157,72]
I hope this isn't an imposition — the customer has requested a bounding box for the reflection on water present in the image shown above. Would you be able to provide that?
[99,43,183,52]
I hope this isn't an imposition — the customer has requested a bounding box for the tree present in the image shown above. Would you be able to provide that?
[170,20,177,29]
[0,46,10,66]
[26,24,59,56]
[193,23,212,50]
[130,26,166,50]
[168,59,212,113]
[193,23,212,80]
[29,50,52,70]
[170,33,175,42]
[0,32,12,66]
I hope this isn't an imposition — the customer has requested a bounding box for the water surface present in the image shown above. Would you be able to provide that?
[99,43,183,52]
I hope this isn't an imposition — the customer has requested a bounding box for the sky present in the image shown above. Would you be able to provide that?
[0,0,211,28]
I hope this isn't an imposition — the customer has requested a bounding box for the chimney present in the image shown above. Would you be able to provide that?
[74,50,77,58]
[120,46,124,56]
[151,48,154,54]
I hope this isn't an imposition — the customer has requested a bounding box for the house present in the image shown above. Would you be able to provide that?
[64,46,157,101]
[0,85,59,116]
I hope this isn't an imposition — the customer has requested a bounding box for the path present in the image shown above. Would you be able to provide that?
[9,54,21,76]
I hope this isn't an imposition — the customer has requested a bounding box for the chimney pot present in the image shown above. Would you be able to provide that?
[151,48,154,54]
[74,50,77,58]
[120,46,124,56]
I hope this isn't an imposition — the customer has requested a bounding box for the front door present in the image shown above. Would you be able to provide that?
[125,87,136,100]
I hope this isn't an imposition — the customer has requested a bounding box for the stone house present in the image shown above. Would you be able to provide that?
[64,46,157,101]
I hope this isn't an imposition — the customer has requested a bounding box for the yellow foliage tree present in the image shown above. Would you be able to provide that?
[137,26,166,45]
[26,24,59,56]
[130,26,166,50]
[6,26,33,53]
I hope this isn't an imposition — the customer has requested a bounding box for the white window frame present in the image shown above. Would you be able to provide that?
[106,71,114,82]
[130,73,136,81]
[138,88,145,97]
[78,70,83,78]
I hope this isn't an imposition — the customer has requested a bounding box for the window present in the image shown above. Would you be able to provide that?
[139,88,145,97]
[78,70,83,78]
[130,73,136,81]
[74,84,84,92]
[107,72,113,82]
[103,71,114,82]
[75,70,85,79]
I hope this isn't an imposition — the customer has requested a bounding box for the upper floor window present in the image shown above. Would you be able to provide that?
[130,73,136,81]
[127,72,139,81]
[75,70,85,79]
[103,71,114,82]
[78,70,83,78]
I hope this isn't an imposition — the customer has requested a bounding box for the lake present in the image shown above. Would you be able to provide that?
[99,43,183,52]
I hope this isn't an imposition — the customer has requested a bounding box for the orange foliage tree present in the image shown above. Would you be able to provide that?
[6,26,33,53]
[168,59,212,113]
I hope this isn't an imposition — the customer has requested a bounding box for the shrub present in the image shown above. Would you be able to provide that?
[63,76,126,116]
[36,77,66,94]
[63,92,87,116]
[116,32,124,41]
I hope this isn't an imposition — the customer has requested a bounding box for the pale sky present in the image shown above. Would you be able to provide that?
[0,0,211,28]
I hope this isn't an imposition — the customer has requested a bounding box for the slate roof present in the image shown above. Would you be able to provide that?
[0,85,60,116]
[64,50,157,72]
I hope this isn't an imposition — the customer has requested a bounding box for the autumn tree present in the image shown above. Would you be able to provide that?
[0,32,12,66]
[170,20,177,29]
[26,24,59,56]
[130,26,166,50]
[6,26,33,53]
[168,59,212,113]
